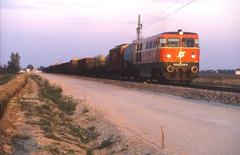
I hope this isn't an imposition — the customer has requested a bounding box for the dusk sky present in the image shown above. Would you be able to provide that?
[0,0,240,69]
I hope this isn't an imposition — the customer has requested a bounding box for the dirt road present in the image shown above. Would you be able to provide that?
[40,73,240,155]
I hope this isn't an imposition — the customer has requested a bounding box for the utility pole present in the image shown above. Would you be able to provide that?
[136,14,143,41]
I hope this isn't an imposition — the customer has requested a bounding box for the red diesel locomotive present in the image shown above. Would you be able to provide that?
[124,30,200,81]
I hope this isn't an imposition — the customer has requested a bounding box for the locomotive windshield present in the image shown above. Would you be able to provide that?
[182,38,195,47]
[167,38,180,47]
[160,37,199,48]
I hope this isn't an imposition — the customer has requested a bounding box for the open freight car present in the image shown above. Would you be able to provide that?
[106,44,128,78]
[77,58,94,76]
[93,55,106,77]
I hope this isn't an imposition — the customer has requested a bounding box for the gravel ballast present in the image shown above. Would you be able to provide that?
[76,76,240,106]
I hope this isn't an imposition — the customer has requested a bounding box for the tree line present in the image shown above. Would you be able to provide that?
[0,52,21,74]
[199,69,236,76]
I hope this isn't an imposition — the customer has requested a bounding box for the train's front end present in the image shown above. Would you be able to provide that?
[160,30,200,81]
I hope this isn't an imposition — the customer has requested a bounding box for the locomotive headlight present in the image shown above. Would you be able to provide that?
[178,29,183,35]
[191,53,196,59]
[166,54,172,59]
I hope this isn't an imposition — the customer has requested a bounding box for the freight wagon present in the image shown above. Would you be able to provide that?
[77,58,94,75]
[107,44,128,78]
[93,55,106,76]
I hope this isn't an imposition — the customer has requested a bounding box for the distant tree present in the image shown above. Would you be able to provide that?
[0,66,4,74]
[27,64,34,71]
[217,69,235,75]
[7,52,21,73]
[4,65,7,71]
[39,66,45,71]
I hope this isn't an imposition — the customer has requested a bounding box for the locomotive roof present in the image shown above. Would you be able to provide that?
[133,31,198,43]
[161,31,197,35]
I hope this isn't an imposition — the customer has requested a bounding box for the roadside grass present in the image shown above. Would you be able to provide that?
[14,74,100,154]
[96,137,115,149]
[31,74,77,115]
[82,105,89,114]
[42,144,76,155]
[12,134,31,141]
[0,73,15,85]
[42,145,61,155]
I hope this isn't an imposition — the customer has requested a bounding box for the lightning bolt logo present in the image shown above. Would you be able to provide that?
[177,51,186,58]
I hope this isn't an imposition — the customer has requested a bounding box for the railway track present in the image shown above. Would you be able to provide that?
[144,79,240,93]
[109,76,240,93]
[105,77,240,94]
[180,83,240,93]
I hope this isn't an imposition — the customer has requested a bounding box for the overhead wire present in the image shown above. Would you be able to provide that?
[158,0,181,17]
[146,0,181,29]
[125,0,197,40]
[144,0,196,29]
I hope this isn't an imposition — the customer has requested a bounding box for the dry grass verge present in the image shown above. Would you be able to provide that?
[0,74,15,85]
[32,75,77,115]
[0,73,27,119]
[28,75,99,152]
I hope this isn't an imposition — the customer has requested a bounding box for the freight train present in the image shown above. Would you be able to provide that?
[44,15,199,81]
[44,29,200,82]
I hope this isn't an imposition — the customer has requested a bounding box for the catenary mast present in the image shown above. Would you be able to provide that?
[136,14,143,41]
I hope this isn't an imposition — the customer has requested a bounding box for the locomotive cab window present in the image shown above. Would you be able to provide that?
[167,38,180,47]
[160,38,167,47]
[146,42,149,49]
[149,41,153,49]
[194,39,199,47]
[182,38,195,47]
[153,40,157,48]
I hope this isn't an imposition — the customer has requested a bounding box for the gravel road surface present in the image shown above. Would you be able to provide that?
[40,73,240,155]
